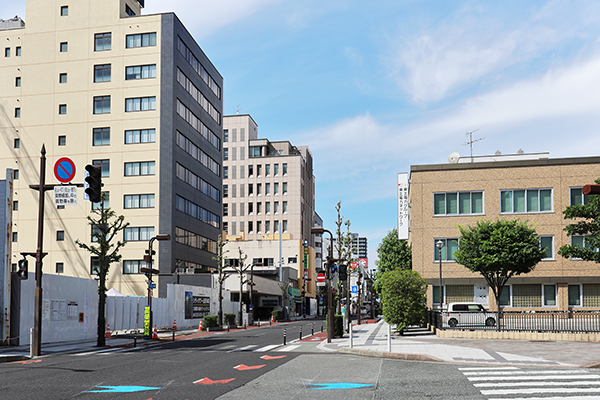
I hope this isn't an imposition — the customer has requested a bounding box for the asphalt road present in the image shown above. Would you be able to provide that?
[0,321,484,399]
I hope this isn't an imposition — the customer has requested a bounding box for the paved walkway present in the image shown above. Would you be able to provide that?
[319,319,600,368]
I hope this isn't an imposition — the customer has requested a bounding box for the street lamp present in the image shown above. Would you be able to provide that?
[311,227,335,343]
[142,233,171,339]
[436,240,444,310]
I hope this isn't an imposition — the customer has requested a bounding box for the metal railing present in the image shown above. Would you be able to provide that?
[429,310,600,333]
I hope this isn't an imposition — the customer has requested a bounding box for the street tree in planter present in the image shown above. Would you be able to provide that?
[233,247,252,325]
[558,178,600,262]
[212,234,230,326]
[374,228,411,294]
[76,193,129,347]
[380,269,427,333]
[333,202,356,326]
[453,219,546,326]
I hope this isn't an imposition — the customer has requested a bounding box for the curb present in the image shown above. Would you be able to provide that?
[0,355,30,363]
[336,347,443,363]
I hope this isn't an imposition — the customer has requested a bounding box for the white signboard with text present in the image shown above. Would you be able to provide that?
[397,173,409,240]
[54,185,78,206]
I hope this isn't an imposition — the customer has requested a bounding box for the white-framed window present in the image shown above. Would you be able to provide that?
[94,33,111,51]
[126,64,156,80]
[93,127,110,145]
[500,188,552,214]
[569,284,581,307]
[570,187,589,206]
[433,191,484,216]
[126,32,156,48]
[570,236,599,260]
[512,284,542,308]
[543,284,557,307]
[124,194,155,209]
[124,227,155,241]
[125,161,155,176]
[540,236,554,260]
[125,96,156,112]
[93,96,110,114]
[498,285,511,307]
[94,64,111,82]
[433,238,459,261]
[123,260,149,274]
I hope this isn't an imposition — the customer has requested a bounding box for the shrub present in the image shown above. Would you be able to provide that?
[334,314,344,337]
[381,269,427,332]
[224,313,236,326]
[272,309,283,321]
[202,315,218,329]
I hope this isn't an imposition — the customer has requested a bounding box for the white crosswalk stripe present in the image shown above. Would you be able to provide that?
[276,344,301,352]
[460,366,600,400]
[253,344,281,352]
[227,345,257,352]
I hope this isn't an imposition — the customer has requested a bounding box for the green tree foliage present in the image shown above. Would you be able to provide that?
[76,194,128,347]
[212,235,230,326]
[380,269,427,332]
[453,219,546,312]
[374,228,411,293]
[558,178,600,262]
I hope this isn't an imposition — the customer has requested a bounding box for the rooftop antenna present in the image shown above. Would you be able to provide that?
[236,105,240,115]
[462,129,484,163]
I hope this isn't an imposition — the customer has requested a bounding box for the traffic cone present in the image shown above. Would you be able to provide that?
[105,324,112,338]
[173,319,177,331]
[152,325,158,339]
[198,319,203,331]
[271,315,274,323]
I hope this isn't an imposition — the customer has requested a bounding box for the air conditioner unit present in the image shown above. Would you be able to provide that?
[175,268,185,274]
[186,268,195,274]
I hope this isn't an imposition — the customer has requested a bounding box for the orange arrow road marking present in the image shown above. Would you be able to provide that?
[233,364,266,371]
[7,359,42,365]
[260,355,287,360]
[194,377,236,385]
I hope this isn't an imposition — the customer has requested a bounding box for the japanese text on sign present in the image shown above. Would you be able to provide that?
[54,185,78,206]
[397,173,409,240]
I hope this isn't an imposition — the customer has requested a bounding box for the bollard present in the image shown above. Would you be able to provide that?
[321,322,323,333]
[30,328,34,358]
[350,322,353,349]
[311,323,314,336]
[227,325,230,332]
[172,330,175,341]
[258,320,260,327]
[300,325,303,340]
[270,319,272,326]
[283,328,287,345]
[133,333,137,348]
[244,323,246,330]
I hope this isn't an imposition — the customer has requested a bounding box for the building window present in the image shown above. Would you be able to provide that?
[124,227,155,241]
[13,201,18,211]
[274,164,279,175]
[176,163,220,202]
[126,64,156,80]
[223,166,228,179]
[265,202,270,214]
[93,127,110,146]
[239,202,244,217]
[93,96,110,114]
[59,104,67,114]
[57,231,65,241]
[265,183,270,195]
[124,194,155,209]
[570,236,599,260]
[283,163,287,175]
[274,221,279,233]
[60,42,68,52]
[60,5,68,16]
[4,47,9,57]
[59,73,67,83]
[125,4,136,16]
[248,184,254,196]
[231,148,236,161]
[540,236,554,260]
[283,201,288,213]
[126,32,157,48]
[240,128,245,142]
[224,130,228,142]
[265,221,270,233]
[223,148,228,161]
[15,77,21,87]
[500,189,552,214]
[248,165,253,177]
[91,257,99,275]
[257,184,262,195]
[433,238,459,261]
[125,96,156,112]
[123,260,146,274]
[15,47,21,56]
[223,203,228,217]
[13,170,19,179]
[223,222,228,233]
[433,191,484,216]
[94,33,111,51]
[176,37,221,99]
[92,159,110,177]
[11,264,17,273]
[282,220,288,232]
[125,129,155,144]
[125,161,155,176]
[274,183,279,195]
[248,221,253,233]
[583,284,600,307]
[223,185,228,198]
[94,64,111,82]
[12,232,17,242]
[14,138,20,148]
[15,108,20,118]
[92,192,109,210]
[58,135,66,146]
[570,187,589,206]
[232,184,236,198]
[569,284,581,306]
[512,284,542,308]
[543,285,556,306]
[265,164,270,176]
[248,202,254,214]
[283,182,288,195]
[56,262,64,274]
[274,201,279,213]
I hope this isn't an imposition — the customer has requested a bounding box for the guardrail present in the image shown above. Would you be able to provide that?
[428,310,600,333]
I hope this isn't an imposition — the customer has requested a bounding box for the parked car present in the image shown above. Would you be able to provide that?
[443,302,496,328]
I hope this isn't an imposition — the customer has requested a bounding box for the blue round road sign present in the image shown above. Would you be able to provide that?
[54,157,76,183]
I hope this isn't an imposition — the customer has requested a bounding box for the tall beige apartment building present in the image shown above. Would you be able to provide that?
[409,153,600,311]
[0,0,223,296]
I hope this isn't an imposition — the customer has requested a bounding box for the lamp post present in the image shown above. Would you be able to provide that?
[436,240,444,310]
[142,233,171,338]
[311,227,335,343]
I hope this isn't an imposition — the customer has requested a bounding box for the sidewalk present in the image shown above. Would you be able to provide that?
[318,319,600,368]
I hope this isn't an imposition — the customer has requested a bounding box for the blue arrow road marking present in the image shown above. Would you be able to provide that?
[84,386,162,393]
[306,383,374,390]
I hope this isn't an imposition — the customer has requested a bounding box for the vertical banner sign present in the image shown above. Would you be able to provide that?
[397,173,409,240]
[144,306,150,338]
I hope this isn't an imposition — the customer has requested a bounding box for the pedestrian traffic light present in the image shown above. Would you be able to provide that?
[339,264,347,281]
[84,164,102,203]
[17,258,28,280]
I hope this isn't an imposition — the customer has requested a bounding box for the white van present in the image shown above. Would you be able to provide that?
[444,302,496,328]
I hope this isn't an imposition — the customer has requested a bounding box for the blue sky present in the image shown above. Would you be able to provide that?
[5,1,600,265]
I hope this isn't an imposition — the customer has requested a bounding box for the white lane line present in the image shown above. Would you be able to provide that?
[488,397,600,400]
[483,387,600,395]
[253,345,280,352]
[475,380,600,388]
[459,367,520,371]
[276,345,301,352]
[463,370,591,376]
[73,348,122,356]
[227,345,258,353]
[468,374,600,382]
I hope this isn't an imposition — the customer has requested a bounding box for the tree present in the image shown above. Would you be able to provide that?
[453,219,546,315]
[374,228,411,294]
[233,247,251,325]
[212,234,230,326]
[333,202,356,327]
[558,178,600,262]
[380,269,427,333]
[76,193,129,347]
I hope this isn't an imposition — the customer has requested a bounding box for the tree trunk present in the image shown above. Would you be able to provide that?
[97,274,106,347]
[218,279,223,326]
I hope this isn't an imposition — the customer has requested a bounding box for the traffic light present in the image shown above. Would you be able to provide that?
[85,164,102,203]
[17,258,28,280]
[339,264,347,281]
